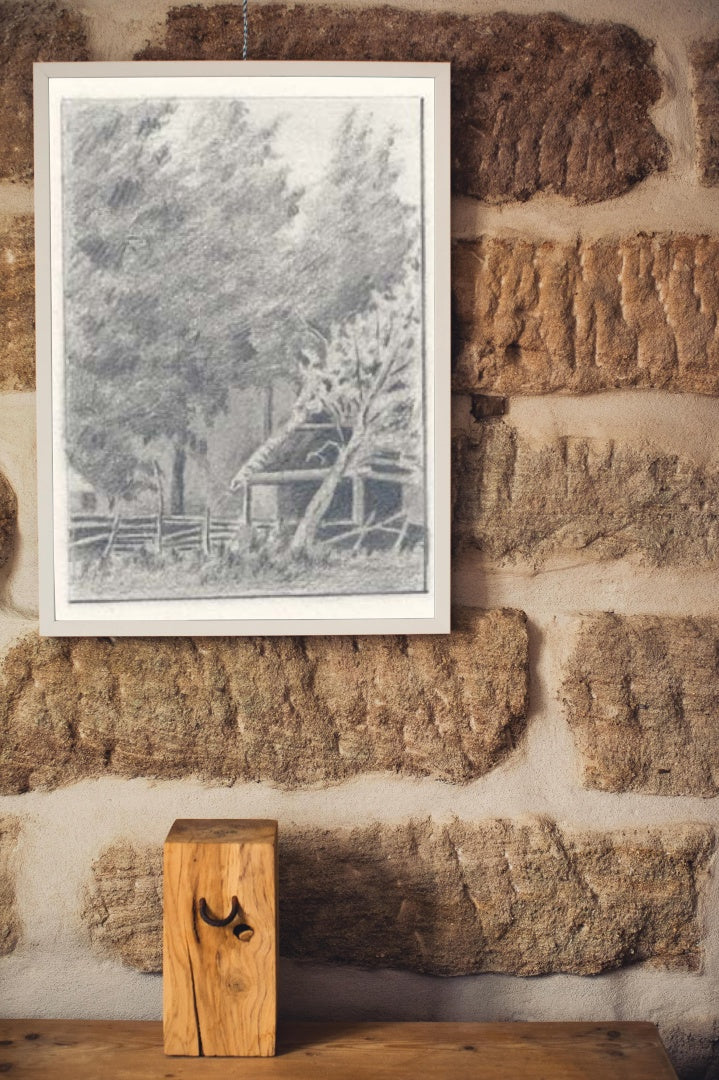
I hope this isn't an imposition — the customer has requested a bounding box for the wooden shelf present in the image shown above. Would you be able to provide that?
[0,1019,678,1078]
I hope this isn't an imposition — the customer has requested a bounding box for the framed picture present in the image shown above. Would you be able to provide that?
[34,61,450,636]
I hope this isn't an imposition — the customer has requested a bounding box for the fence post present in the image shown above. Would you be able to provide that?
[101,511,120,559]
[154,460,164,554]
[203,506,211,557]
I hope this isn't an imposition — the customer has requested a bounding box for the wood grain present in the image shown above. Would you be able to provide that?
[0,1020,678,1078]
[163,818,277,1056]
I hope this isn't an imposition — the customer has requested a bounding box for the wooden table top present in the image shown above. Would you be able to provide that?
[0,1019,678,1078]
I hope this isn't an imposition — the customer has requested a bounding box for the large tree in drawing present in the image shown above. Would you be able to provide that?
[63,99,301,512]
[279,109,423,554]
[289,110,416,336]
[288,276,423,555]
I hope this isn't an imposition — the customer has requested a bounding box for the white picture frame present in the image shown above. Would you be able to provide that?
[34,61,450,636]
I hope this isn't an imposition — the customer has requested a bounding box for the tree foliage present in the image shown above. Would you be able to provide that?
[280,110,423,552]
[64,98,422,534]
[258,109,418,374]
[63,99,302,507]
[288,270,423,554]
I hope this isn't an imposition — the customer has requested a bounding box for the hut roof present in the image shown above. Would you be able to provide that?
[230,413,412,491]
[231,414,346,489]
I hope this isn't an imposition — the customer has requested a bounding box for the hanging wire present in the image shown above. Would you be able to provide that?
[243,0,248,60]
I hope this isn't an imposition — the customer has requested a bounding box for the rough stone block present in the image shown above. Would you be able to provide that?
[453,235,719,395]
[691,39,719,186]
[564,615,719,796]
[453,423,719,568]
[0,2,88,182]
[84,818,714,976]
[0,609,528,794]
[137,6,668,204]
[0,468,16,572]
[0,216,35,391]
[0,817,20,956]
[82,841,160,973]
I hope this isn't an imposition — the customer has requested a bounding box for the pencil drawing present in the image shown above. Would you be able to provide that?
[60,95,427,602]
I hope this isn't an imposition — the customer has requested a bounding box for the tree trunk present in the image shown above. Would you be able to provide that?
[153,460,164,553]
[262,383,274,440]
[171,443,186,515]
[290,444,352,556]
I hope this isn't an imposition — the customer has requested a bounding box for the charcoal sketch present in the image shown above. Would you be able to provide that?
[60,94,427,602]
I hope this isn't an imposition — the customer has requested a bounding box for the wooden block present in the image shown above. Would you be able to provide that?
[163,818,278,1057]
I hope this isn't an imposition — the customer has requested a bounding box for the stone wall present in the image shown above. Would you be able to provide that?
[1,1,719,1077]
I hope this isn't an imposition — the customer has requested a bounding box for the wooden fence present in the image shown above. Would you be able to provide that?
[70,510,423,559]
[69,512,243,557]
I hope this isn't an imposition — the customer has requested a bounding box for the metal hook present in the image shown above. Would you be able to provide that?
[198,895,240,927]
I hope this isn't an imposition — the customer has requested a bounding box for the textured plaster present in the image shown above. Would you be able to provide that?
[1,0,719,1077]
